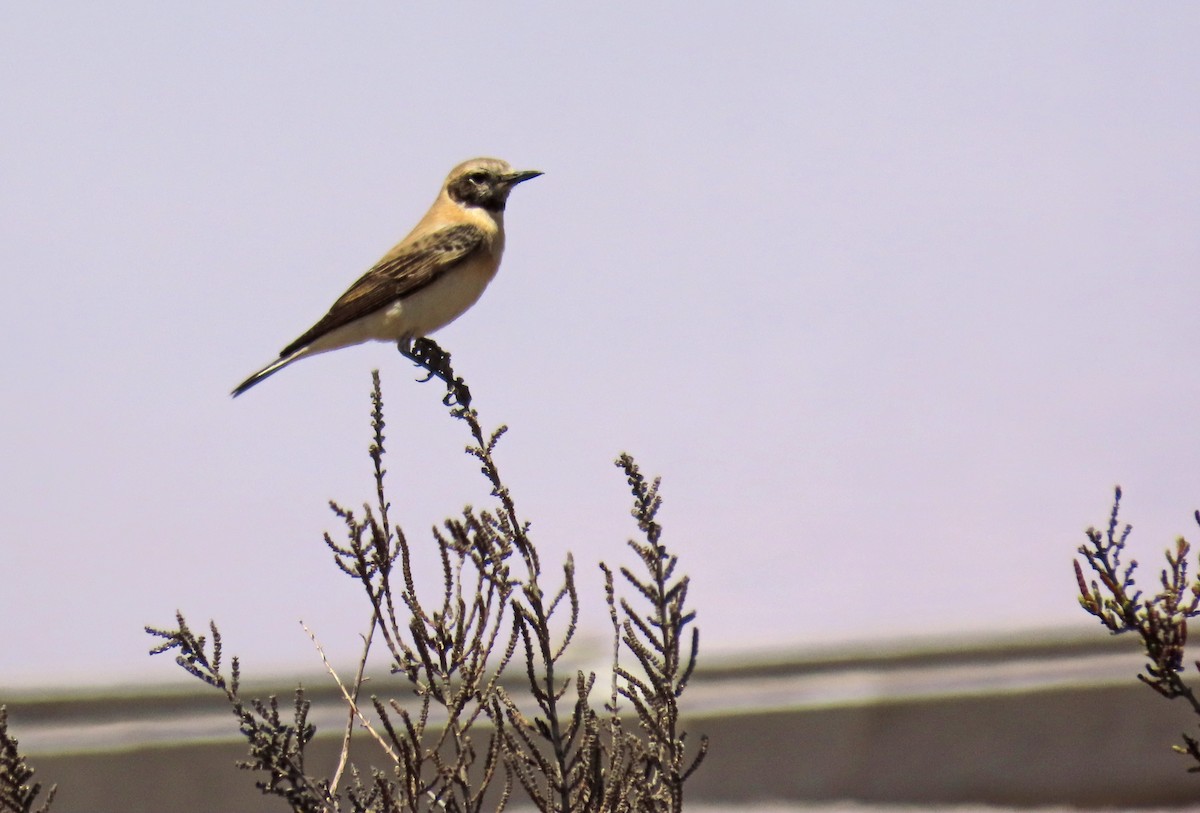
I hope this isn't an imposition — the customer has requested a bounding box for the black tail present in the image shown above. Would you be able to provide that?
[231,355,294,397]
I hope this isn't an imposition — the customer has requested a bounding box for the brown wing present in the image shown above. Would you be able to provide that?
[279,224,485,357]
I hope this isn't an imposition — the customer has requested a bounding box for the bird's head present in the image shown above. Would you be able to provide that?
[444,158,542,212]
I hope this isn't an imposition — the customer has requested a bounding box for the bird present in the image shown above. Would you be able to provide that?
[231,157,542,397]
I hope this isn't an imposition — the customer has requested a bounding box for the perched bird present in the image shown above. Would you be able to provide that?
[232,157,541,396]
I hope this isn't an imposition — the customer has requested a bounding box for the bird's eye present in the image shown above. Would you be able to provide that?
[467,171,490,184]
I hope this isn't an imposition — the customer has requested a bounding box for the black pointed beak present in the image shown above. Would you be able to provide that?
[503,169,543,187]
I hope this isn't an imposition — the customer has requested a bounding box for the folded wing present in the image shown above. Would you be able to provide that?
[279,223,486,357]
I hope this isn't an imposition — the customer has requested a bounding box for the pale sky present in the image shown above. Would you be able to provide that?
[2,4,1199,688]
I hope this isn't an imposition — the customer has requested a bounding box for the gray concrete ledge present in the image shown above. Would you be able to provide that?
[5,629,1198,812]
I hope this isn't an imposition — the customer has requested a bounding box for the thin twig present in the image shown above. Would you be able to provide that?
[330,608,380,794]
[302,620,399,765]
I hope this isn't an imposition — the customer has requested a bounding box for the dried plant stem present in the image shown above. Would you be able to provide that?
[329,608,381,794]
[1,705,56,813]
[302,621,398,765]
[1075,486,1200,770]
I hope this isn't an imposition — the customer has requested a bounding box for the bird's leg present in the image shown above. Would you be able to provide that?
[397,337,472,408]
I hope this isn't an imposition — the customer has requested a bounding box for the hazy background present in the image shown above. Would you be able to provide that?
[2,3,1198,687]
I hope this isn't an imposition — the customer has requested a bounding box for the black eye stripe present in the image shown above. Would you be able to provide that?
[447,167,509,212]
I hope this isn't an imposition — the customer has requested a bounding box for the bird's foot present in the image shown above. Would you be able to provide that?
[398,337,472,408]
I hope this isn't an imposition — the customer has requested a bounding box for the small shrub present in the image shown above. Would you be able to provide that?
[148,340,706,812]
